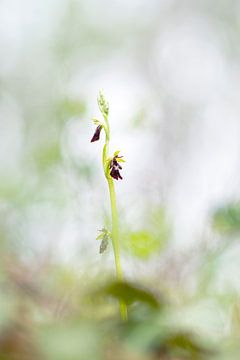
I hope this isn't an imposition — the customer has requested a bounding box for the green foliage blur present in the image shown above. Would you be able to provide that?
[1,0,240,359]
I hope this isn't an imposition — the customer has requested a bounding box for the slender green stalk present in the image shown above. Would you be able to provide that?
[102,115,128,321]
[107,177,128,321]
[91,91,128,320]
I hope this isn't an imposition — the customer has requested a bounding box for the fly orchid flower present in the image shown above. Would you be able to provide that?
[109,151,125,180]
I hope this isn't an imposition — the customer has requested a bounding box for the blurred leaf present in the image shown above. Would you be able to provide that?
[123,318,214,360]
[0,180,25,203]
[33,142,61,170]
[164,332,213,358]
[123,230,163,259]
[122,208,170,259]
[101,281,160,309]
[152,331,214,359]
[56,98,86,121]
[212,202,240,235]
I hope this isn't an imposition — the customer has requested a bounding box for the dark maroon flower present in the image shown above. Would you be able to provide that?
[109,155,123,180]
[91,125,102,142]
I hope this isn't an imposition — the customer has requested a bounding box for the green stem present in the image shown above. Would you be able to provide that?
[102,118,128,321]
[107,178,128,321]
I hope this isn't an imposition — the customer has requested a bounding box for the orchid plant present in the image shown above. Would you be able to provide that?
[90,91,128,321]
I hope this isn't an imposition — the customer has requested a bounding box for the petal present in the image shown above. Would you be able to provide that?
[110,167,123,180]
[110,167,119,180]
[116,158,125,163]
[90,125,102,142]
[118,172,123,180]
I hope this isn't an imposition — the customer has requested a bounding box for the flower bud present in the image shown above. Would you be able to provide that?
[98,91,109,117]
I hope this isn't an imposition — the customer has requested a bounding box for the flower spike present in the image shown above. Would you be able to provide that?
[98,90,109,118]
[90,92,128,320]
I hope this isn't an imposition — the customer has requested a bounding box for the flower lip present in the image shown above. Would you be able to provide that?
[90,125,102,142]
[109,155,123,180]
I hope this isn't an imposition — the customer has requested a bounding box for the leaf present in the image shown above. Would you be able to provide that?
[158,332,214,358]
[122,231,163,259]
[122,208,170,259]
[96,228,111,254]
[212,202,240,235]
[96,233,104,241]
[99,236,108,254]
[33,142,61,171]
[102,281,160,309]
[56,98,86,120]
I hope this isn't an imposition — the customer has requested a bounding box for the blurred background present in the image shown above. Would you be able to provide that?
[1,0,240,359]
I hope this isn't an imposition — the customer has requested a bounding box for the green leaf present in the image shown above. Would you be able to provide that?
[99,236,108,254]
[122,231,163,259]
[122,208,170,259]
[56,98,86,121]
[212,202,240,235]
[33,142,61,170]
[96,233,104,241]
[96,228,111,254]
[101,281,160,309]
[160,332,214,358]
